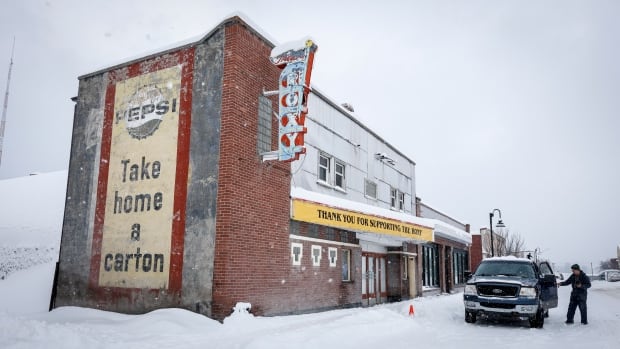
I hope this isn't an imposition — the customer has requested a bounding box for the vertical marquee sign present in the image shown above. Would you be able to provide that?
[270,39,318,162]
[89,49,194,293]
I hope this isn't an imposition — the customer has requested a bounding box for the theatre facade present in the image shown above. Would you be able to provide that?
[54,15,471,321]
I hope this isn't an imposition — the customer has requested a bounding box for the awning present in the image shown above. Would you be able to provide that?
[291,187,434,243]
[291,187,472,246]
[433,220,472,245]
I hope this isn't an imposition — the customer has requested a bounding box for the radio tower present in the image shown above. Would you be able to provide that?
[0,37,16,168]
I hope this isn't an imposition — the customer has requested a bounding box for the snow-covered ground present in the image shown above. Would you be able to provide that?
[1,264,619,349]
[1,172,619,348]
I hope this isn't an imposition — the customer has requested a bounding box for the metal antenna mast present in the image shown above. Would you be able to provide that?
[0,37,16,168]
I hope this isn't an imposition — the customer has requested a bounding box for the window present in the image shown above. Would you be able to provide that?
[390,187,397,208]
[398,192,405,211]
[334,160,345,189]
[328,247,338,267]
[318,153,331,183]
[365,179,377,199]
[311,245,322,266]
[539,262,553,276]
[326,227,335,240]
[291,243,303,266]
[257,95,272,154]
[423,244,439,287]
[453,250,468,285]
[308,224,319,238]
[342,249,351,281]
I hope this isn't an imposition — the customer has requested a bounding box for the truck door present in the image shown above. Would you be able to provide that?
[538,262,558,309]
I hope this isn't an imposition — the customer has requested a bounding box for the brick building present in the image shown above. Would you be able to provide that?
[54,15,472,320]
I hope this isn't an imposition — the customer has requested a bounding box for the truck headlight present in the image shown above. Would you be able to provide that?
[464,284,477,295]
[519,287,537,298]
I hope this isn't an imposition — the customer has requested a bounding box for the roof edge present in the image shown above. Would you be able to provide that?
[310,87,417,166]
[78,14,275,80]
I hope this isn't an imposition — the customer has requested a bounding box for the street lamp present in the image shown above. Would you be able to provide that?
[489,209,505,257]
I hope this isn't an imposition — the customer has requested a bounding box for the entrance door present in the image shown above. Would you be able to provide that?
[408,257,417,298]
[362,253,386,305]
[368,256,376,304]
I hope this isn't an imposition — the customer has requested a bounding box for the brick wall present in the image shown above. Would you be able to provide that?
[470,234,483,273]
[287,221,361,313]
[211,19,292,320]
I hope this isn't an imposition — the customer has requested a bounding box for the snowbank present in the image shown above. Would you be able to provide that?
[0,170,67,247]
[1,277,619,348]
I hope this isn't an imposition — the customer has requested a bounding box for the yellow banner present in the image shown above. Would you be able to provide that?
[291,199,433,242]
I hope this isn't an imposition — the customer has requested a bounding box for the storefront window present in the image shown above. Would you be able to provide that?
[423,244,439,287]
[453,250,468,284]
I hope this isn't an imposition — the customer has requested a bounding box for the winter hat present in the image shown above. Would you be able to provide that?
[571,264,580,270]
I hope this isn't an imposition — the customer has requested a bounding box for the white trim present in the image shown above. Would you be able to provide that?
[311,245,322,266]
[359,239,388,253]
[291,242,303,266]
[289,234,359,248]
[387,251,418,257]
[328,247,338,267]
[316,180,333,189]
[333,186,347,194]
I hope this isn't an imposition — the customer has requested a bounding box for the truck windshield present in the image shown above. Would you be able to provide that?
[475,262,535,278]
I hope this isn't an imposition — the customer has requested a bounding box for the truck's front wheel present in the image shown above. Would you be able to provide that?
[529,307,544,328]
[465,311,477,323]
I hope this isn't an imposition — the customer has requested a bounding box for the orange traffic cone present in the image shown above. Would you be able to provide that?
[408,304,415,316]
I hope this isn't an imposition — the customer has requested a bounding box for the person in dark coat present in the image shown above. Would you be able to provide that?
[558,264,591,324]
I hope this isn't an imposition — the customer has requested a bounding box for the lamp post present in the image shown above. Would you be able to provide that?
[489,209,505,257]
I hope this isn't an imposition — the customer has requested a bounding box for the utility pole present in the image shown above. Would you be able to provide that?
[0,37,16,168]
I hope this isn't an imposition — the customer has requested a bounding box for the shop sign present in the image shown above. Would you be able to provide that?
[292,199,433,242]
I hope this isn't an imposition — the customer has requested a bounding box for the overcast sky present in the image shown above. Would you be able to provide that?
[1,0,618,268]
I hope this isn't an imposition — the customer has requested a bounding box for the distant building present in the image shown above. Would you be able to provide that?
[416,200,471,294]
[479,228,506,259]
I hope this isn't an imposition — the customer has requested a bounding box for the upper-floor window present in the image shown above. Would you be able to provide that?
[317,152,346,192]
[365,179,377,199]
[390,187,398,208]
[318,153,331,183]
[257,95,272,154]
[334,160,345,189]
[398,192,405,211]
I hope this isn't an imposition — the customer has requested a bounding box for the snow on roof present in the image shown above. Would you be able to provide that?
[270,36,316,58]
[80,12,277,79]
[484,256,533,263]
[291,186,433,229]
[291,187,471,244]
[433,220,472,245]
